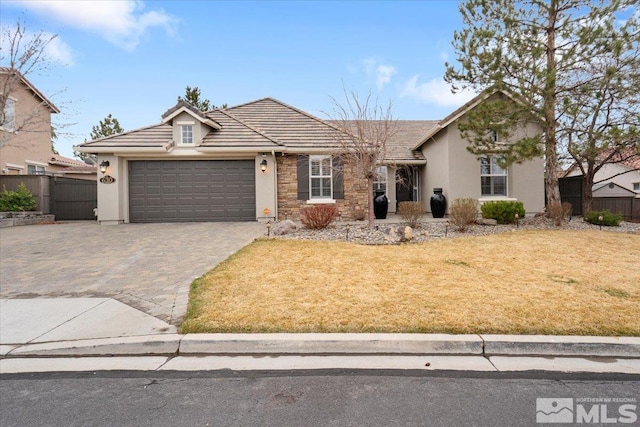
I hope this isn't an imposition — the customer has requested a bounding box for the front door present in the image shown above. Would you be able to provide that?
[396,167,414,210]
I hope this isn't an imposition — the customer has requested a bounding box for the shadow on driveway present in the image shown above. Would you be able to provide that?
[0,221,264,325]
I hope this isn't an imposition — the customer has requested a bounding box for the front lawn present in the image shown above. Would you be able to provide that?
[181,230,640,335]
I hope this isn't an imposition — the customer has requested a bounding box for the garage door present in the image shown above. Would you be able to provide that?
[129,160,256,222]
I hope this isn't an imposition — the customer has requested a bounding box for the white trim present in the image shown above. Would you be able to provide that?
[480,156,508,197]
[478,196,518,203]
[176,120,195,125]
[309,155,333,199]
[5,163,24,170]
[25,160,48,167]
[306,198,336,204]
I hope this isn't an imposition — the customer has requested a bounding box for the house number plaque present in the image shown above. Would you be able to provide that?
[100,175,116,184]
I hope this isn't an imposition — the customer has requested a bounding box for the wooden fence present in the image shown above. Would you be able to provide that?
[0,175,97,220]
[559,176,639,220]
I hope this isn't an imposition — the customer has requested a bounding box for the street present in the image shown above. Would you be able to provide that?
[1,370,638,426]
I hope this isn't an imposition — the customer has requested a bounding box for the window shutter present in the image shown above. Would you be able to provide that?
[297,155,309,200]
[332,156,344,200]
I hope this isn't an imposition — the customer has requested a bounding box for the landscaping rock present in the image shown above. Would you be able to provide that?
[274,215,639,245]
[399,226,413,242]
[480,218,498,226]
[272,219,298,236]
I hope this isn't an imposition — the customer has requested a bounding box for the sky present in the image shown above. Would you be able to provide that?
[0,0,475,159]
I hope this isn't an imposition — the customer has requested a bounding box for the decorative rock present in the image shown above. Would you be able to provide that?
[480,218,498,226]
[272,220,298,236]
[401,226,413,242]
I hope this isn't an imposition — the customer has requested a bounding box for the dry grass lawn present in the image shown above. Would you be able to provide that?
[181,230,640,335]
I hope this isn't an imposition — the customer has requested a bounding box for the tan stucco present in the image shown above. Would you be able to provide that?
[420,115,544,215]
[1,73,96,180]
[1,80,54,174]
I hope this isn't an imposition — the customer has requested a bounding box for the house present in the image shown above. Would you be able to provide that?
[75,91,544,225]
[0,67,96,180]
[563,148,640,195]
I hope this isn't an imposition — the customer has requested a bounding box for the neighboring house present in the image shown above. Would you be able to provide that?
[76,91,544,225]
[563,149,640,196]
[0,67,96,180]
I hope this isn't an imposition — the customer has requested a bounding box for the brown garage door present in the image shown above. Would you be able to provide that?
[129,160,256,222]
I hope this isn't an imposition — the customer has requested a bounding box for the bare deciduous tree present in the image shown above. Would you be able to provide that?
[328,89,397,228]
[0,17,59,149]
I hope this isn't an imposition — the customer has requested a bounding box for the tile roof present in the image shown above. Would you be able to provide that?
[76,97,440,162]
[79,123,173,148]
[49,154,96,169]
[223,98,345,148]
[328,120,437,163]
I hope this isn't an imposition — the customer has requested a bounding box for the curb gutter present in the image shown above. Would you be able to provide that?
[1,334,639,359]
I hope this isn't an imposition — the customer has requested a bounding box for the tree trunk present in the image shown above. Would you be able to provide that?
[582,169,595,214]
[544,0,562,210]
[367,177,375,228]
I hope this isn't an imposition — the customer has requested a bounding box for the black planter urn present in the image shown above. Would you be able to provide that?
[373,191,388,219]
[430,188,447,218]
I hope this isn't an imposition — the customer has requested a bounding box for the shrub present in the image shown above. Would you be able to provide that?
[352,206,366,221]
[0,183,37,212]
[547,201,573,226]
[480,200,525,224]
[300,204,338,229]
[449,198,478,231]
[584,209,622,227]
[398,201,423,228]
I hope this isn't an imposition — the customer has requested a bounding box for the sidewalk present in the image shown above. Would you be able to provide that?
[1,298,639,374]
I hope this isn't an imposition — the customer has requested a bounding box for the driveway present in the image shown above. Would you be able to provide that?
[0,221,264,325]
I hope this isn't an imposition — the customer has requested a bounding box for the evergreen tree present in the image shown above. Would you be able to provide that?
[445,0,639,212]
[178,86,227,111]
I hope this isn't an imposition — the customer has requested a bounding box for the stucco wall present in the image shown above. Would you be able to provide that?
[0,80,54,175]
[420,116,545,214]
[566,163,640,194]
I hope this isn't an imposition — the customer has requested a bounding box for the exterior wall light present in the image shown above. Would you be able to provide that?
[99,160,110,174]
[260,159,268,172]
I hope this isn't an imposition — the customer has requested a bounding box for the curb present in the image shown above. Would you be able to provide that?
[1,334,639,359]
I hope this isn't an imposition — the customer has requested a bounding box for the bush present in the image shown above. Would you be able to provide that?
[0,183,37,212]
[397,201,423,228]
[584,209,622,227]
[449,198,478,231]
[480,200,525,224]
[352,206,366,221]
[300,204,338,229]
[547,201,573,226]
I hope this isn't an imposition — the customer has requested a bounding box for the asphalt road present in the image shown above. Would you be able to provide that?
[1,370,639,426]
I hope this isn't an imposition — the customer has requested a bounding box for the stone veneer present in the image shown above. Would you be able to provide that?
[276,154,369,221]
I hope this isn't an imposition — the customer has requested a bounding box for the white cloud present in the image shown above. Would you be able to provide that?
[401,75,476,107]
[375,64,397,90]
[14,0,178,51]
[46,35,74,65]
[0,25,74,66]
[358,57,397,90]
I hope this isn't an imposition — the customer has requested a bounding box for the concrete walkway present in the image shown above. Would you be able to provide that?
[0,221,264,325]
[1,297,639,374]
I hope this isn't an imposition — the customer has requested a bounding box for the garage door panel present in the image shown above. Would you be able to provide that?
[129,160,255,222]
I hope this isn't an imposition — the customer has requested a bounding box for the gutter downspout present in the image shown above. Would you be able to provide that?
[272,150,278,220]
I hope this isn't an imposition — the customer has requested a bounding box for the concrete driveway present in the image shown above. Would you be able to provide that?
[0,221,264,325]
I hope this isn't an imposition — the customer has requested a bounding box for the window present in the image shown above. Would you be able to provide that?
[1,97,16,131]
[373,166,387,193]
[27,164,45,175]
[633,182,640,191]
[310,155,332,198]
[181,124,193,144]
[481,156,507,196]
